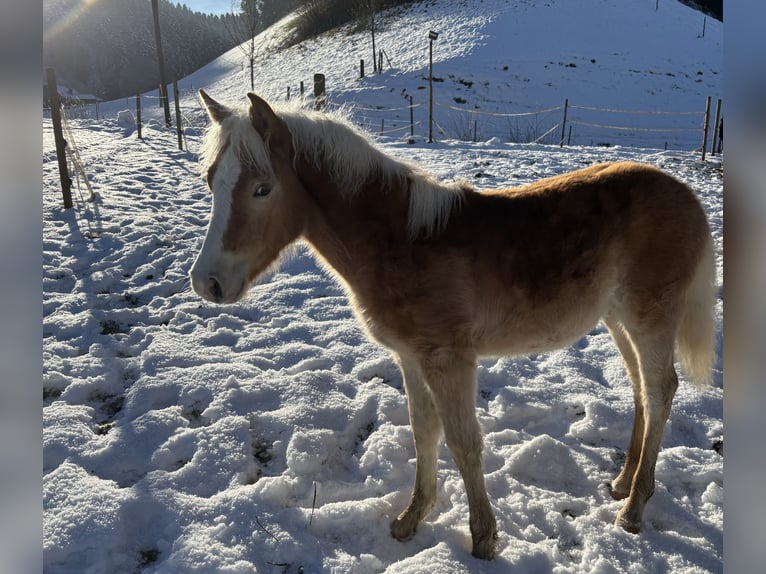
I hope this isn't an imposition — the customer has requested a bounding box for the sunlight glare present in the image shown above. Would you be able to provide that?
[44,0,103,46]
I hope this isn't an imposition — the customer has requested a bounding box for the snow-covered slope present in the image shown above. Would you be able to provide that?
[43,1,723,572]
[108,0,721,151]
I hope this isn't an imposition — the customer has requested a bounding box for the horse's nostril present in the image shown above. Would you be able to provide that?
[207,276,223,301]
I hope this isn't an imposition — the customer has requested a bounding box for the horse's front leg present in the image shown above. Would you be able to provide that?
[391,353,442,541]
[422,350,498,560]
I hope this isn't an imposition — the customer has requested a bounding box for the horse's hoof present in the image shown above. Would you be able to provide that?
[471,531,498,560]
[390,516,417,541]
[615,509,642,534]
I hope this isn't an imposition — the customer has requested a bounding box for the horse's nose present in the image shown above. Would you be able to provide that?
[206,275,223,302]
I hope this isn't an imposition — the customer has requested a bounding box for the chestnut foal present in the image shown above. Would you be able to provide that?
[190,91,716,559]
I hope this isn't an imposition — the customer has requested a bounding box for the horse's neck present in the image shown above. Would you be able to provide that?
[299,159,410,282]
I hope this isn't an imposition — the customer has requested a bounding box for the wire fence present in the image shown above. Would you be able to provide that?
[325,93,719,155]
[47,78,722,160]
[564,102,714,151]
[44,80,723,215]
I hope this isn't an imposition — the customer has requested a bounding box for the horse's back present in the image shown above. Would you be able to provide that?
[471,161,709,279]
[452,162,710,355]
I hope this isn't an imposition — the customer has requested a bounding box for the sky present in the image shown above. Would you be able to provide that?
[182,0,234,15]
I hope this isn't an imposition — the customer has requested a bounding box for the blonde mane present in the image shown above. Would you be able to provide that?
[200,102,465,238]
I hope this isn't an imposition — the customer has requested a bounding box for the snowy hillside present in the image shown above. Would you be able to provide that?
[43,0,723,572]
[101,0,721,151]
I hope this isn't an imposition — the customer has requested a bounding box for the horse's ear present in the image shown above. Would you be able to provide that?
[199,89,231,124]
[247,93,281,140]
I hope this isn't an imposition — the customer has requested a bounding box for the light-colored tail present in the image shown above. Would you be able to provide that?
[676,234,717,386]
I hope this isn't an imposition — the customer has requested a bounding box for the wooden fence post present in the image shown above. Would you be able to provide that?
[717,117,723,154]
[46,68,73,209]
[710,98,722,156]
[559,98,568,147]
[313,73,326,111]
[173,80,183,150]
[152,0,171,127]
[701,95,711,161]
[136,95,142,139]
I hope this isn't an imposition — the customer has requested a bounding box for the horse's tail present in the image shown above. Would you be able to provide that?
[676,232,717,387]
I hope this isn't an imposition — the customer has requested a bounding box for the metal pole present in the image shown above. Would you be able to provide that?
[46,68,73,209]
[409,95,414,138]
[428,38,433,143]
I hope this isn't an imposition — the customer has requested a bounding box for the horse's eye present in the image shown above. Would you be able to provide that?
[254,184,271,198]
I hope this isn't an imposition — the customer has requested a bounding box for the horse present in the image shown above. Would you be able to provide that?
[190,90,716,560]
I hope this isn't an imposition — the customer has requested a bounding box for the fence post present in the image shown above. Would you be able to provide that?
[46,68,73,209]
[360,59,365,78]
[136,95,142,139]
[313,73,326,111]
[701,95,711,161]
[409,95,414,138]
[559,98,568,147]
[300,81,304,96]
[717,117,723,154]
[173,80,182,150]
[710,98,722,156]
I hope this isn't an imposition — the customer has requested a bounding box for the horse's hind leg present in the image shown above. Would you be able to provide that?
[603,316,645,501]
[421,351,497,559]
[614,325,679,533]
[391,353,442,542]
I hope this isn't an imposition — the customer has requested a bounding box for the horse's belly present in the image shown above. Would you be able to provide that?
[473,294,610,357]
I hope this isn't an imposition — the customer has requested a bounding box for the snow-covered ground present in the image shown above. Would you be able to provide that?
[43,1,723,572]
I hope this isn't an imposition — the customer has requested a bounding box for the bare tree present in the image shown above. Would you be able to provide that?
[358,0,379,73]
[225,0,264,91]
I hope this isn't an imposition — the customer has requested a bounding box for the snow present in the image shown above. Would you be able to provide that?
[43,0,722,572]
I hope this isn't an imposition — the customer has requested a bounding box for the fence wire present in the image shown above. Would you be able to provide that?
[85,80,718,155]
[569,104,703,115]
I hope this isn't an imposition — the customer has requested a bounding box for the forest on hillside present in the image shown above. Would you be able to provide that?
[43,0,277,101]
